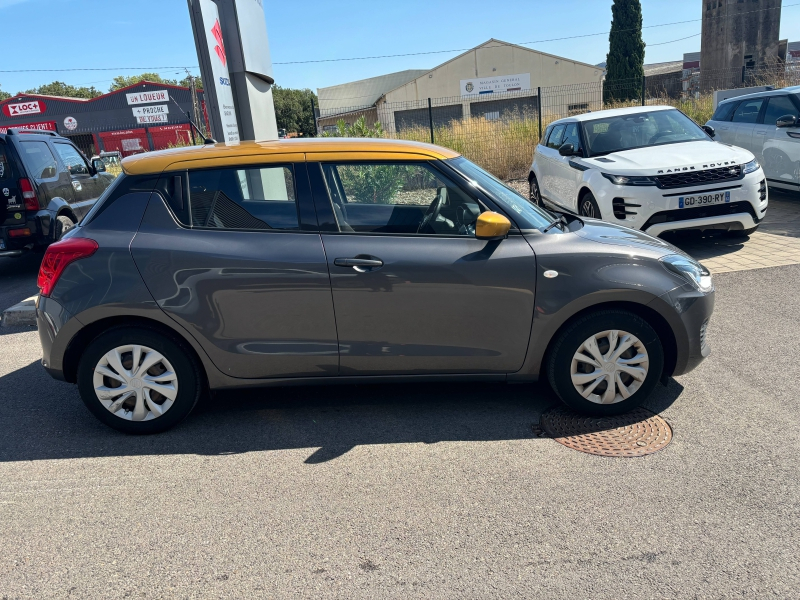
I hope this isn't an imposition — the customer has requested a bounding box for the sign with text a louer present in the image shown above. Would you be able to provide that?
[126,90,170,105]
[196,0,240,143]
[132,104,169,124]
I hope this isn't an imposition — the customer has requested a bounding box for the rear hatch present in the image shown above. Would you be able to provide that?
[0,142,25,225]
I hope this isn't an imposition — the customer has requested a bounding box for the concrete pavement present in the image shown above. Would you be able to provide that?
[0,265,798,598]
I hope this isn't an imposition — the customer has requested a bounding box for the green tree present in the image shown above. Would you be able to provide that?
[0,83,10,101]
[109,73,178,92]
[179,75,202,90]
[604,0,646,102]
[272,85,318,137]
[24,81,102,99]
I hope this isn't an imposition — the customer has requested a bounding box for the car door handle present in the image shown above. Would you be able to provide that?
[334,257,383,268]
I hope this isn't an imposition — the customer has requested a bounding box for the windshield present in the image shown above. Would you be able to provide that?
[448,157,555,230]
[582,109,709,156]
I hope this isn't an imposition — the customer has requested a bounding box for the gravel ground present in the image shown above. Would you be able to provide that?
[0,265,798,598]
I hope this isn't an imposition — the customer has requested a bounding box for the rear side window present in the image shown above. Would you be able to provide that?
[82,174,159,225]
[762,95,799,125]
[546,125,566,149]
[53,143,90,176]
[731,99,764,124]
[0,144,16,182]
[711,101,736,122]
[187,165,298,230]
[19,141,58,180]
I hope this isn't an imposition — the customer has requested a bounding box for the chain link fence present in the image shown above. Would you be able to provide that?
[317,63,800,180]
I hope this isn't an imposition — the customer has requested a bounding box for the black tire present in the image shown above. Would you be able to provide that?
[77,327,203,434]
[578,191,601,219]
[546,310,664,416]
[723,225,759,238]
[54,215,75,241]
[529,173,543,207]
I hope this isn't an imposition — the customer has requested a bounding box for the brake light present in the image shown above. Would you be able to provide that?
[8,228,31,237]
[37,237,98,297]
[19,178,39,211]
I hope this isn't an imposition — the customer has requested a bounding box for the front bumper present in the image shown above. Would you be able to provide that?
[593,170,767,236]
[649,285,715,377]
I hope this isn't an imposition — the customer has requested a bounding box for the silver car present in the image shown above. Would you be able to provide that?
[706,86,800,193]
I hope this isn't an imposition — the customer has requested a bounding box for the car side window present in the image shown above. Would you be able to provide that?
[731,99,764,124]
[546,125,566,149]
[561,123,581,151]
[320,162,484,236]
[711,101,736,122]
[761,96,799,125]
[541,125,553,146]
[53,143,90,176]
[187,165,298,230]
[19,141,58,180]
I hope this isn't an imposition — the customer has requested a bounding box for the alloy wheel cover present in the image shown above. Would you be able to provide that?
[570,329,649,404]
[92,344,179,421]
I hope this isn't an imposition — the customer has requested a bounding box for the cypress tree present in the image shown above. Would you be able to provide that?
[604,0,646,102]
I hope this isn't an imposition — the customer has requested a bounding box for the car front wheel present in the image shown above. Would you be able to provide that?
[547,310,664,416]
[578,192,601,219]
[77,327,203,434]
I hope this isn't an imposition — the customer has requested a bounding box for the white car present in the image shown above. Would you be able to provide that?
[706,86,800,193]
[529,106,767,237]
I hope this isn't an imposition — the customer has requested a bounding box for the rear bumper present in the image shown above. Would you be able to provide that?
[1,210,53,252]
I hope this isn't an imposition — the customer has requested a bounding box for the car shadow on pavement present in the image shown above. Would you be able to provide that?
[0,361,683,464]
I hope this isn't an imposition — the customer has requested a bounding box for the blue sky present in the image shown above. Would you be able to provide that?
[1,0,800,96]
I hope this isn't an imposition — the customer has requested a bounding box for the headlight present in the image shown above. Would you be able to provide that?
[660,254,714,292]
[743,159,760,175]
[601,173,656,186]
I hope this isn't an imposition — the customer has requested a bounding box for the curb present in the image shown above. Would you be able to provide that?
[1,296,38,328]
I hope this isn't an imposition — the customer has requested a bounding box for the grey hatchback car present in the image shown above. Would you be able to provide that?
[36,138,714,433]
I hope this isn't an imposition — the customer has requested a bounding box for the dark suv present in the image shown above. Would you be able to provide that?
[0,128,115,257]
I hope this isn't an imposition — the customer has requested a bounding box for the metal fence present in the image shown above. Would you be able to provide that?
[317,63,800,180]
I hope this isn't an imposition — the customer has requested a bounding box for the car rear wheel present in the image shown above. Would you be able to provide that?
[578,192,601,219]
[529,174,543,207]
[54,215,75,241]
[77,327,203,434]
[547,310,664,416]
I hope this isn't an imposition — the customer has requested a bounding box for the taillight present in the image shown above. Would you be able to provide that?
[19,178,39,211]
[37,237,98,297]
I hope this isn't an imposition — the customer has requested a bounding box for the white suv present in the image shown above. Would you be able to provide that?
[529,106,767,237]
[706,86,800,193]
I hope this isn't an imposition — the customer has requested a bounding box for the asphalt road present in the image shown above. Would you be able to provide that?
[0,264,798,598]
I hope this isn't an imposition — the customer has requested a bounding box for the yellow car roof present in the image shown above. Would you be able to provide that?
[121,138,461,175]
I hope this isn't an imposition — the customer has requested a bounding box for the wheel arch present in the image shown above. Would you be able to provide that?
[62,315,210,390]
[542,300,678,381]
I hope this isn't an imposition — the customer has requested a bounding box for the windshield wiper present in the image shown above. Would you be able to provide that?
[542,215,568,233]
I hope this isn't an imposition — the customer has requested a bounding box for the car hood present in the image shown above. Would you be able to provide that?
[576,140,754,175]
[572,217,686,259]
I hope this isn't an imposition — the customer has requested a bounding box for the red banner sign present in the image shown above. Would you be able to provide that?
[2,100,46,118]
[0,120,57,134]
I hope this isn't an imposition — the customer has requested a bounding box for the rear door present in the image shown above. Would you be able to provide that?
[754,94,800,187]
[549,122,584,211]
[52,141,103,219]
[131,161,340,380]
[537,124,565,205]
[728,97,766,153]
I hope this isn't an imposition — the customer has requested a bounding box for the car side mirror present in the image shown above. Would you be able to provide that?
[776,114,797,128]
[475,212,511,240]
[702,125,716,137]
[92,159,106,173]
[558,143,578,157]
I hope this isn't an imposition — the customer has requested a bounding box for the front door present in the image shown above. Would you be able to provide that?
[310,160,536,375]
[755,94,800,187]
[549,122,584,212]
[728,97,766,158]
[131,162,339,379]
[52,141,103,219]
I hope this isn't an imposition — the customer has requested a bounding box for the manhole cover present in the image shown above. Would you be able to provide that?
[539,406,672,457]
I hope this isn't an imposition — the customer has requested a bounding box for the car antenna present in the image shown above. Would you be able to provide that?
[169,96,217,144]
